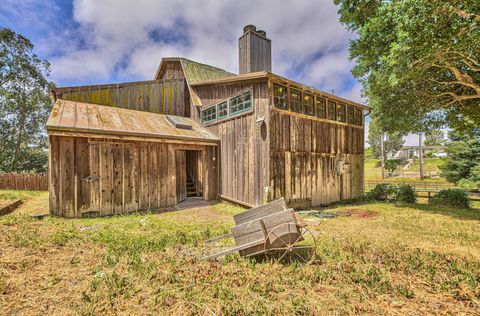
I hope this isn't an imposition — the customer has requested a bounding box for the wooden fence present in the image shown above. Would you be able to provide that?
[365,180,459,191]
[0,173,48,191]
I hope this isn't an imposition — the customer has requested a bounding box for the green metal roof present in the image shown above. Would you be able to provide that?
[179,58,235,84]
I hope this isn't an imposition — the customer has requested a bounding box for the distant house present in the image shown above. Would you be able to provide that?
[47,25,368,218]
[394,145,446,160]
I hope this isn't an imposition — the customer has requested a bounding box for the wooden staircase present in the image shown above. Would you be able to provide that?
[186,173,198,197]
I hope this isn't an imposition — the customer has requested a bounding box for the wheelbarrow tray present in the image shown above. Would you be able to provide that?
[203,198,307,259]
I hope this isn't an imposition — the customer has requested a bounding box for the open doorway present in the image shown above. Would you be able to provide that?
[176,150,203,203]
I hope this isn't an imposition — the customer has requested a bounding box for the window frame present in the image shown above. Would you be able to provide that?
[202,89,254,126]
[289,88,302,113]
[315,96,326,118]
[273,83,289,110]
[201,105,217,124]
[327,101,337,121]
[346,105,354,124]
[217,101,228,119]
[354,108,363,126]
[337,103,347,123]
[303,93,314,116]
[230,90,253,116]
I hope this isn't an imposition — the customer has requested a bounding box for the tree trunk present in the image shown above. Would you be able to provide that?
[419,133,424,180]
[381,132,385,179]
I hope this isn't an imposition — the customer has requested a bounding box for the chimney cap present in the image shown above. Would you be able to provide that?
[243,24,257,33]
[256,30,267,37]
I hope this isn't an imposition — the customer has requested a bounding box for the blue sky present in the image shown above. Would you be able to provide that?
[0,0,422,146]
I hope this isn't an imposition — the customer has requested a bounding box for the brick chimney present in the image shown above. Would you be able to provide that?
[239,25,272,74]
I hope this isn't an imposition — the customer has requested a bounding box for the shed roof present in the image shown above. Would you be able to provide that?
[46,99,219,144]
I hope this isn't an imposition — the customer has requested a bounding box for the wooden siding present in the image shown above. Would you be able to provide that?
[157,60,185,80]
[269,111,364,207]
[54,79,187,116]
[49,135,218,218]
[194,81,270,206]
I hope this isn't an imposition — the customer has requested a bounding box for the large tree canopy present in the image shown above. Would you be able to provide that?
[0,28,53,172]
[335,0,480,133]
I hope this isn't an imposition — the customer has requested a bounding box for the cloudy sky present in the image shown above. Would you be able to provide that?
[0,0,422,145]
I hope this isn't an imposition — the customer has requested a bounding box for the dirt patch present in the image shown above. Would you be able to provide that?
[346,208,379,219]
[170,206,233,223]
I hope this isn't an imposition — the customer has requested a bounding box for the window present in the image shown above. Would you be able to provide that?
[230,91,252,115]
[290,89,302,113]
[315,97,326,118]
[303,93,314,116]
[202,106,217,123]
[337,103,346,122]
[329,156,336,173]
[327,101,337,121]
[347,106,354,124]
[217,101,228,119]
[354,108,363,126]
[273,83,288,110]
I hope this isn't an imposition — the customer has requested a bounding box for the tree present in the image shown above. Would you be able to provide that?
[0,28,53,173]
[424,130,445,147]
[334,0,480,133]
[367,117,404,159]
[439,129,480,184]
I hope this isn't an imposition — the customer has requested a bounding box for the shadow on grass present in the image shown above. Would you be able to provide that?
[395,202,480,221]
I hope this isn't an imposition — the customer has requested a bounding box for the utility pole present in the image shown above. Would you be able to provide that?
[419,133,424,179]
[381,132,385,179]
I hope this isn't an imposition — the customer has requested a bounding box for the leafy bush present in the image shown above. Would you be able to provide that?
[457,179,479,191]
[429,189,471,208]
[385,159,400,173]
[396,185,417,203]
[366,183,417,204]
[366,184,394,201]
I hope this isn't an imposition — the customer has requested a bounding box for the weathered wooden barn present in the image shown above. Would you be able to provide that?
[47,25,367,217]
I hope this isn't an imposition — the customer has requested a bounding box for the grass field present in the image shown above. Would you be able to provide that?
[365,158,448,183]
[1,190,480,315]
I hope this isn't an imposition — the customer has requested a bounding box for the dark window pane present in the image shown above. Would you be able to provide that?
[230,91,252,116]
[217,101,228,118]
[354,108,363,126]
[347,106,354,124]
[327,101,336,120]
[273,83,288,110]
[337,103,346,122]
[303,93,314,115]
[315,97,326,118]
[290,89,301,113]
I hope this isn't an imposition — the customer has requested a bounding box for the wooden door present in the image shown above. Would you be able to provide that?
[176,150,187,203]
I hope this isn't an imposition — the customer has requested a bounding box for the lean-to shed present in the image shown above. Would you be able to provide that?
[47,100,219,218]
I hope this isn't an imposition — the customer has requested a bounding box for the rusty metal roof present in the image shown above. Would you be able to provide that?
[46,99,219,143]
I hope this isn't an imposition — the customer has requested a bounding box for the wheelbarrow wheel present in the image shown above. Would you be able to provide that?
[264,222,317,264]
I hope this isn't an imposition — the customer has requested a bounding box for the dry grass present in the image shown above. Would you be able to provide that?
[1,190,479,315]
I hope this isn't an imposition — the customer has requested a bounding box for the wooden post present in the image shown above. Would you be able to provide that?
[419,133,424,180]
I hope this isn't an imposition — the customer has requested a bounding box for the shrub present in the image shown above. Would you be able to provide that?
[366,184,397,202]
[366,183,417,204]
[430,189,471,208]
[457,179,479,191]
[385,159,401,173]
[396,184,417,203]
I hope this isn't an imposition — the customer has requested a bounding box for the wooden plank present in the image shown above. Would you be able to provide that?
[233,198,286,225]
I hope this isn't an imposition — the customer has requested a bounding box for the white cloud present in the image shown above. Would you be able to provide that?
[39,0,356,88]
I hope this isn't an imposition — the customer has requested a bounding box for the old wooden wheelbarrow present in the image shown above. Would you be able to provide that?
[203,198,317,264]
